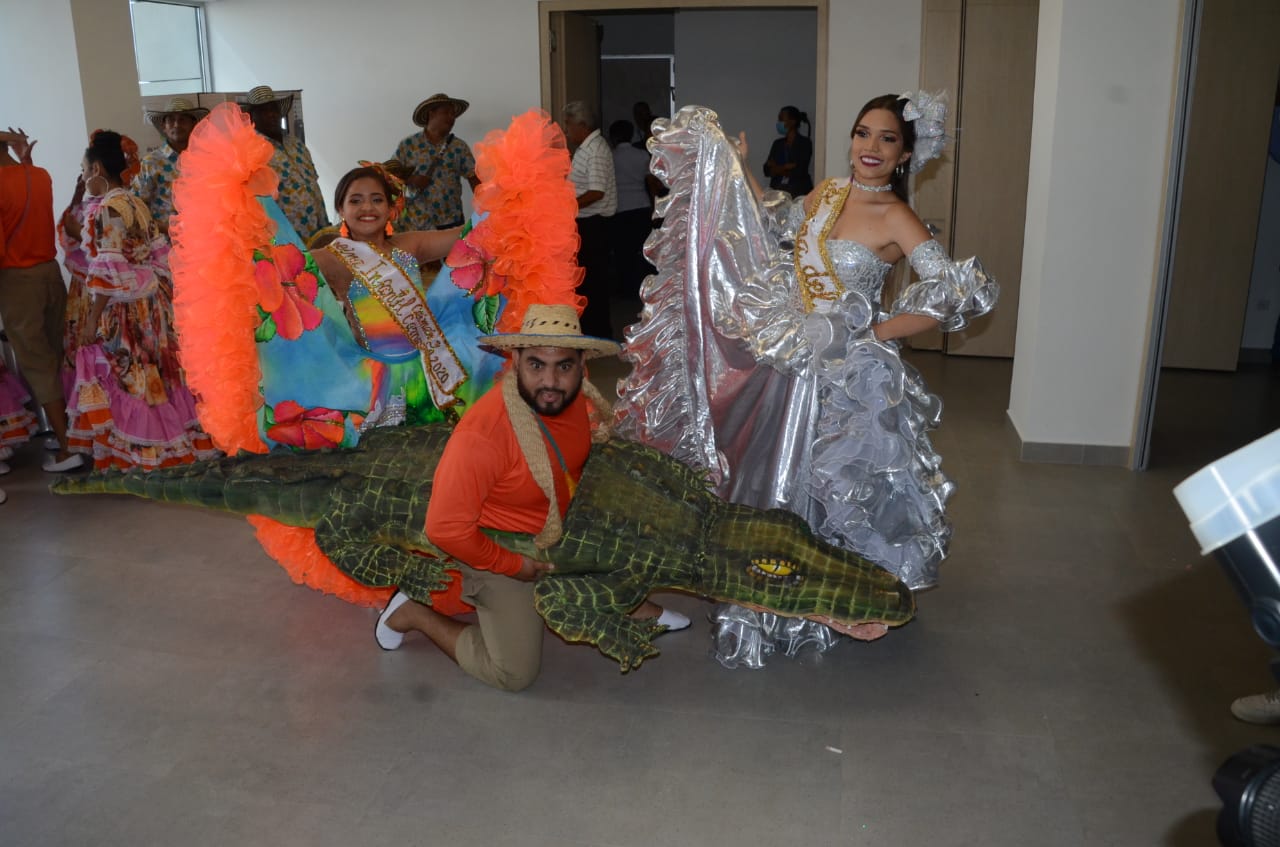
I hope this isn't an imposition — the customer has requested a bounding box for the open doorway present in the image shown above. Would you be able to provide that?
[540,2,826,182]
[540,2,823,333]
[1136,0,1280,471]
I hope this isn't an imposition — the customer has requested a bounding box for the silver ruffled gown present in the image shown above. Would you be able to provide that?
[614,106,998,668]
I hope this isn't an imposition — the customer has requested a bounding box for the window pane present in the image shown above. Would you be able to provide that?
[131,1,202,85]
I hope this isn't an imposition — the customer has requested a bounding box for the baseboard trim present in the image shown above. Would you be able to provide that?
[1007,411,1132,466]
[1017,439,1131,467]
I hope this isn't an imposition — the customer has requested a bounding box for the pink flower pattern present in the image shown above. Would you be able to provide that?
[254,243,323,340]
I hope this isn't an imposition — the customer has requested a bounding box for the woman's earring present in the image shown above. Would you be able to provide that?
[384,221,394,236]
[895,163,905,178]
[339,219,350,238]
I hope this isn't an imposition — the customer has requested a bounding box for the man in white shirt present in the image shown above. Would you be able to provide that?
[562,101,617,339]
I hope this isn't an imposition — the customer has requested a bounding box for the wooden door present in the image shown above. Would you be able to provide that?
[1161,0,1280,371]
[915,0,1038,358]
[547,11,602,124]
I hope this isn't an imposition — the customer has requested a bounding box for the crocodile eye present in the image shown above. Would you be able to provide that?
[748,557,804,586]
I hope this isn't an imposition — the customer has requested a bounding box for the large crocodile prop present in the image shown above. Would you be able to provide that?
[54,425,914,670]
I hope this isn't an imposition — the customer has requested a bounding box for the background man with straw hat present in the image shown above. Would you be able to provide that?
[375,303,688,691]
[133,96,208,232]
[391,93,478,231]
[240,85,329,240]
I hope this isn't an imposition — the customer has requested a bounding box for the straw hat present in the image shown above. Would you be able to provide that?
[477,304,620,358]
[240,85,294,115]
[145,97,209,133]
[413,93,470,127]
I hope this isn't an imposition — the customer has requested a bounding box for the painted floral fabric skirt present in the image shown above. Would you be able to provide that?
[0,364,37,461]
[64,279,217,471]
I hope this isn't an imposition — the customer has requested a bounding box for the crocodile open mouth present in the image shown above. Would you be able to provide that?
[734,601,891,642]
[805,614,889,641]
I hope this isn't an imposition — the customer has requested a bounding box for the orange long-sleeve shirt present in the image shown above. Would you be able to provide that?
[0,164,57,269]
[426,383,591,576]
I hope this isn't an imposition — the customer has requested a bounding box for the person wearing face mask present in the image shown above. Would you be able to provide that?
[133,97,209,232]
[392,93,479,232]
[58,130,216,472]
[615,94,998,668]
[762,105,813,198]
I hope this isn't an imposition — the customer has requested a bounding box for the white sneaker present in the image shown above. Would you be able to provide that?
[375,591,412,651]
[1231,690,1280,724]
[42,453,85,473]
[655,607,692,632]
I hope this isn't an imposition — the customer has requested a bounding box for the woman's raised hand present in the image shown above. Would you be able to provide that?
[735,131,749,161]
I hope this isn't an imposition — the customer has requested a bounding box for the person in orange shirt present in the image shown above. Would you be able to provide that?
[375,304,689,691]
[0,128,79,472]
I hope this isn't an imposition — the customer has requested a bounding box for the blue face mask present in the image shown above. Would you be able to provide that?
[776,121,788,136]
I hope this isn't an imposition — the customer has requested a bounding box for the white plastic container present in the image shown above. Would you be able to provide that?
[1174,429,1280,647]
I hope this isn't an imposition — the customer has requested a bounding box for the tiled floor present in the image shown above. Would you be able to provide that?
[1,352,1276,846]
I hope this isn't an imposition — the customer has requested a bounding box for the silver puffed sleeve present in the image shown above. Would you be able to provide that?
[758,189,807,247]
[890,239,999,332]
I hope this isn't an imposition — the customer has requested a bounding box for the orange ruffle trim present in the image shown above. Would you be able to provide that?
[170,103,277,455]
[471,110,585,331]
[170,104,475,613]
[246,518,471,614]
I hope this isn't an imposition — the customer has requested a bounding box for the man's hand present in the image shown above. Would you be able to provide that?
[513,555,555,582]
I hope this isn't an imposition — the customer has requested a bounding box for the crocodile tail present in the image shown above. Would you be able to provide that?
[50,452,319,526]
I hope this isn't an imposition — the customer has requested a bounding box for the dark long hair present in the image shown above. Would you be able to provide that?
[780,105,812,139]
[852,94,915,202]
[333,165,401,214]
[84,130,129,183]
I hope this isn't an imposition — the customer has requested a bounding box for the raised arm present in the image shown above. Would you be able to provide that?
[397,226,462,266]
[736,133,768,201]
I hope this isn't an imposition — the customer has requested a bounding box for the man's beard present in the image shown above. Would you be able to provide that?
[517,376,582,416]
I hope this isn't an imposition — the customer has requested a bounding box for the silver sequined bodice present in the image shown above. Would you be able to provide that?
[827,239,892,307]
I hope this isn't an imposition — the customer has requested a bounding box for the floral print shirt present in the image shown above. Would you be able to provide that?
[132,143,181,227]
[392,131,475,230]
[268,135,330,240]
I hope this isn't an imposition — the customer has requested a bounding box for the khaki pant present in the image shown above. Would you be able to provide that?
[0,260,66,405]
[455,563,544,692]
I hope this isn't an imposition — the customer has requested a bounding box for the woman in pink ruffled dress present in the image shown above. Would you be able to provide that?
[59,130,216,471]
[0,361,38,501]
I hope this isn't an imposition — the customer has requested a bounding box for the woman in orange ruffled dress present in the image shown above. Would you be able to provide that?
[59,130,216,471]
[233,162,505,451]
[169,103,586,608]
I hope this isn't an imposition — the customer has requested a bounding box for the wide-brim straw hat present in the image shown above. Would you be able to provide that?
[240,85,294,116]
[413,93,470,127]
[146,96,209,133]
[477,304,619,358]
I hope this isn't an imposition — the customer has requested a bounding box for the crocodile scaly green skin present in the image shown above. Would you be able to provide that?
[54,425,914,669]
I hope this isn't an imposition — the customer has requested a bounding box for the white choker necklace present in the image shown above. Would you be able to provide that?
[851,178,893,193]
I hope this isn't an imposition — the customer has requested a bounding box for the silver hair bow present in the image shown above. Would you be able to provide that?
[900,90,949,174]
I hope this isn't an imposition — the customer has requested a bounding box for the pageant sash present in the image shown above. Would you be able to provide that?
[328,238,467,408]
[793,178,851,313]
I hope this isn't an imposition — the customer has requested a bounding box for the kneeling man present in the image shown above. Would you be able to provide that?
[375,304,688,690]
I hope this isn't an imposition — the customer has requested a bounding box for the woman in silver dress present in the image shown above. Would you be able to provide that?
[614,93,998,667]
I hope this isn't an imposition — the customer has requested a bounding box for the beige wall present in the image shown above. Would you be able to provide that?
[203,0,921,216]
[1007,0,1184,450]
[0,0,149,215]
[69,0,151,152]
[0,0,85,215]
